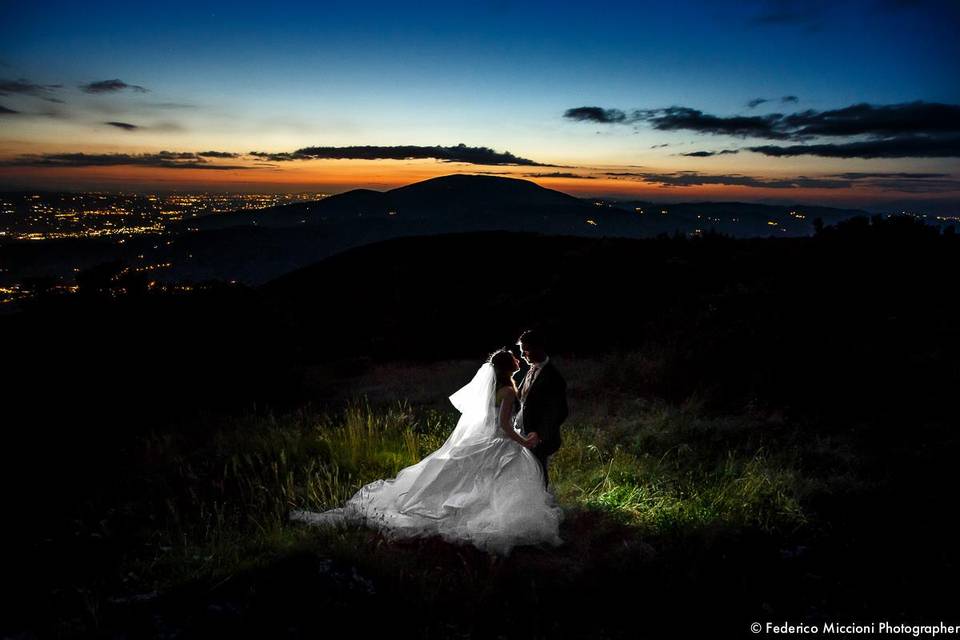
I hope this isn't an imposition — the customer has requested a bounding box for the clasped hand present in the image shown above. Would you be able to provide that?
[525,432,540,449]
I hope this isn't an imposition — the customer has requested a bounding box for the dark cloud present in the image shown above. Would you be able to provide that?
[566,100,960,157]
[823,171,960,193]
[0,78,64,103]
[101,120,186,132]
[562,107,628,124]
[603,170,851,189]
[155,151,205,159]
[747,135,960,158]
[248,143,550,166]
[197,150,241,158]
[0,104,19,114]
[635,106,793,139]
[650,143,670,149]
[602,169,958,194]
[248,151,297,161]
[780,101,960,137]
[681,149,740,157]
[1,151,251,170]
[748,96,798,109]
[105,121,138,131]
[563,105,792,138]
[523,172,596,179]
[79,79,149,94]
[569,101,960,139]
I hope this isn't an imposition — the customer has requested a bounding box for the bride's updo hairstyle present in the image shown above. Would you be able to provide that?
[488,348,518,390]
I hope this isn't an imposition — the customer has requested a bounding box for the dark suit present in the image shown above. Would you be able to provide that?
[515,359,568,488]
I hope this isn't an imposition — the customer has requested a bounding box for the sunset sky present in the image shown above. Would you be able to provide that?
[1,0,958,212]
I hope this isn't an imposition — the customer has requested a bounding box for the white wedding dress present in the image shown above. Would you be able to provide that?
[289,363,564,556]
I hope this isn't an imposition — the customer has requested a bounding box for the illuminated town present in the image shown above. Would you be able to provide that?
[0,192,328,241]
[0,191,328,305]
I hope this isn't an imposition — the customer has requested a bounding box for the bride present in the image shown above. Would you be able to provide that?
[289,348,565,555]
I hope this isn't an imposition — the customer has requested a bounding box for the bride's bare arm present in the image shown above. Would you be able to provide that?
[498,387,529,447]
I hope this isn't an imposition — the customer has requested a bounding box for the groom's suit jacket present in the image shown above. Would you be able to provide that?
[515,360,568,458]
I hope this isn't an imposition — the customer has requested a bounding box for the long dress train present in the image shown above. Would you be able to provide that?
[289,363,564,556]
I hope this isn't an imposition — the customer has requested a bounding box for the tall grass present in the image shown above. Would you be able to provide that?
[552,405,810,535]
[113,393,830,597]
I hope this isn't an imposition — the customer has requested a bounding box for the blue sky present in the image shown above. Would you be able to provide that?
[1,0,958,211]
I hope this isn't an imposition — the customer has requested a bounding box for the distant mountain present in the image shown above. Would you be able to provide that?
[139,175,671,283]
[155,175,868,283]
[180,174,659,237]
[5,175,871,288]
[183,174,867,239]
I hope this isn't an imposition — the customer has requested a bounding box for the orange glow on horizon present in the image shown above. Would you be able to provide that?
[0,159,954,207]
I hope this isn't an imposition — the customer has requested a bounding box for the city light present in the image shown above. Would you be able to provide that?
[0,192,327,241]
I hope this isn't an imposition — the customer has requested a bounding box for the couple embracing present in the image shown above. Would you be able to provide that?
[290,329,569,555]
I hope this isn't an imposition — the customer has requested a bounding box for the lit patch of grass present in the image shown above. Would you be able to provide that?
[550,410,809,536]
[115,395,820,596]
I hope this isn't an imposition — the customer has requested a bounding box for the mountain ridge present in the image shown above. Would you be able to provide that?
[4,174,874,290]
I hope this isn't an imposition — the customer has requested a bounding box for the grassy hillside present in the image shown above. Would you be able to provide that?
[2,214,957,636]
[3,354,957,637]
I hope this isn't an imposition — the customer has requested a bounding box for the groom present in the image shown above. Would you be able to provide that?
[514,329,568,489]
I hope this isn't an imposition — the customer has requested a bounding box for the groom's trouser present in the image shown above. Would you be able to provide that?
[534,450,550,489]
